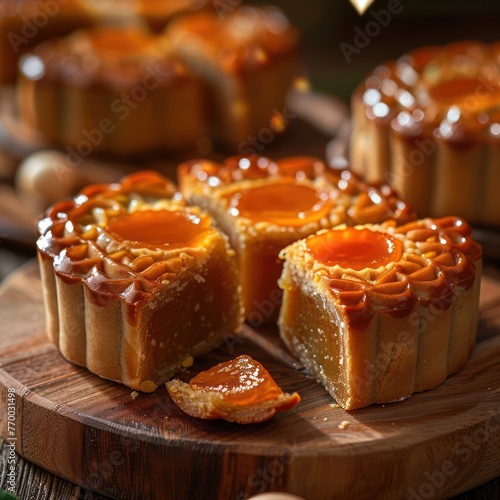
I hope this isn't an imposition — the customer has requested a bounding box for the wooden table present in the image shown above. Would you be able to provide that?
[0,437,483,500]
[1,256,500,500]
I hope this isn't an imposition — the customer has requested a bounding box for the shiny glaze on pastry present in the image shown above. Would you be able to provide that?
[179,154,415,226]
[166,355,300,423]
[37,171,213,326]
[278,215,482,409]
[354,40,500,144]
[178,154,415,323]
[21,26,187,88]
[303,217,481,329]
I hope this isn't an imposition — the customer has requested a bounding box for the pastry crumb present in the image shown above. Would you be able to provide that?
[330,403,340,408]
[181,355,194,368]
[139,380,157,392]
[338,420,349,430]
[131,391,139,399]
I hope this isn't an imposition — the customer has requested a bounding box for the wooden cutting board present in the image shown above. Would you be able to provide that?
[0,261,499,500]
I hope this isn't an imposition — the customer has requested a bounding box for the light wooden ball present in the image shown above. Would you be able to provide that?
[15,150,84,213]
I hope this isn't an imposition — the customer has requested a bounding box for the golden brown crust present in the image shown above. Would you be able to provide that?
[18,25,205,154]
[166,380,299,424]
[165,6,300,146]
[20,26,188,89]
[352,41,500,144]
[166,6,300,74]
[178,155,415,226]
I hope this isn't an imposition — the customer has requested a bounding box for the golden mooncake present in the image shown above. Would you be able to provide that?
[278,216,482,410]
[18,26,204,156]
[351,41,500,225]
[166,6,300,148]
[36,171,242,392]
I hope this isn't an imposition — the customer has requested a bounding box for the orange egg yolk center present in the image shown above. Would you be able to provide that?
[228,181,331,226]
[105,209,209,250]
[306,227,403,270]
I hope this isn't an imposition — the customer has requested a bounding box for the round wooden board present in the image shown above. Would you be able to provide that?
[1,261,500,500]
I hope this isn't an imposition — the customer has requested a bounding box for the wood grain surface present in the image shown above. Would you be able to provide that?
[0,261,500,500]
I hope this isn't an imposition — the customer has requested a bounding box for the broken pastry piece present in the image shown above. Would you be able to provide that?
[178,154,415,322]
[166,355,300,424]
[36,171,242,392]
[278,217,482,410]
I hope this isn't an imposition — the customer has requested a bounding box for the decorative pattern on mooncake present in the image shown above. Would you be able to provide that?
[351,41,500,225]
[37,171,242,392]
[278,216,482,410]
[178,154,415,323]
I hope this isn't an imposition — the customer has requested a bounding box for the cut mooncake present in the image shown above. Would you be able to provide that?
[36,171,242,392]
[17,5,300,156]
[278,216,482,410]
[178,154,415,323]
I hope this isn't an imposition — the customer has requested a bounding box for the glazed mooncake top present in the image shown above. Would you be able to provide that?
[285,216,482,329]
[355,41,500,143]
[178,154,415,228]
[37,171,220,324]
[88,0,206,19]
[166,6,299,73]
[19,26,188,89]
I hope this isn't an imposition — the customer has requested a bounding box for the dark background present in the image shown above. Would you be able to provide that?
[261,0,500,99]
